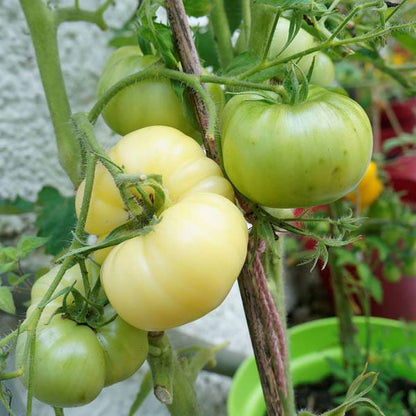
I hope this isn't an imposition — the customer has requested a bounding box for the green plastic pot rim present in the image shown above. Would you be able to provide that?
[228,316,416,416]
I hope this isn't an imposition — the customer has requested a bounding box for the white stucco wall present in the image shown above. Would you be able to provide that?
[1,1,256,415]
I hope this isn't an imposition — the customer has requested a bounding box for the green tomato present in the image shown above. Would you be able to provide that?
[367,198,392,219]
[97,47,224,139]
[383,262,402,283]
[97,46,199,137]
[16,264,148,407]
[309,53,336,86]
[269,18,335,86]
[381,226,403,246]
[221,86,373,208]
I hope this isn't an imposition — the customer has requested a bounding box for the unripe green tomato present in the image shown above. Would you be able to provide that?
[221,86,373,208]
[98,46,199,137]
[381,227,403,246]
[309,53,336,86]
[16,264,148,407]
[383,262,402,282]
[367,198,392,219]
[262,207,294,219]
[269,18,335,86]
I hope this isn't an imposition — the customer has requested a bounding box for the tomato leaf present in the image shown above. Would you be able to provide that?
[0,196,35,215]
[283,61,309,104]
[0,287,15,315]
[194,26,220,70]
[137,4,179,69]
[224,0,243,33]
[35,187,76,256]
[285,11,304,53]
[16,236,49,258]
[392,31,416,54]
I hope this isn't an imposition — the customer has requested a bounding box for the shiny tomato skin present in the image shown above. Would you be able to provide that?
[16,264,148,407]
[221,86,373,208]
[100,192,248,331]
[98,46,199,137]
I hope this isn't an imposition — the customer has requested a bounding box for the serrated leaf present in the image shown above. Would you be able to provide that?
[0,287,15,315]
[0,262,16,275]
[35,186,76,256]
[184,0,211,17]
[365,236,390,261]
[285,11,303,52]
[138,8,178,69]
[16,236,49,258]
[334,249,358,267]
[108,34,138,48]
[0,196,35,215]
[7,273,30,287]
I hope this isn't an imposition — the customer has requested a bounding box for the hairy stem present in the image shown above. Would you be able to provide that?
[239,21,416,81]
[265,237,296,415]
[209,0,234,68]
[328,203,361,376]
[248,3,278,58]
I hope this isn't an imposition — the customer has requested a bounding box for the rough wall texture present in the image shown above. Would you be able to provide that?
[1,1,257,415]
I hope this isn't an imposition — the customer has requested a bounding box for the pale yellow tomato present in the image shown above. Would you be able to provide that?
[100,192,248,331]
[76,126,234,236]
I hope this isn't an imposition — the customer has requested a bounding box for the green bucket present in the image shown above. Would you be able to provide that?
[228,317,416,416]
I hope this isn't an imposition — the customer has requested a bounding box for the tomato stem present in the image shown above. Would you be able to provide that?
[238,19,416,88]
[147,332,203,415]
[19,0,83,186]
[208,0,234,69]
[328,202,362,375]
[53,407,65,416]
[18,0,114,187]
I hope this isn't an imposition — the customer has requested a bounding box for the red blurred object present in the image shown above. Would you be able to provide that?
[316,257,416,321]
[384,154,416,208]
[380,99,416,156]
[371,275,416,321]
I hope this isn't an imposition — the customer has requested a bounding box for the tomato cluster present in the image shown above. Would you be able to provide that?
[17,263,148,407]
[20,27,374,406]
